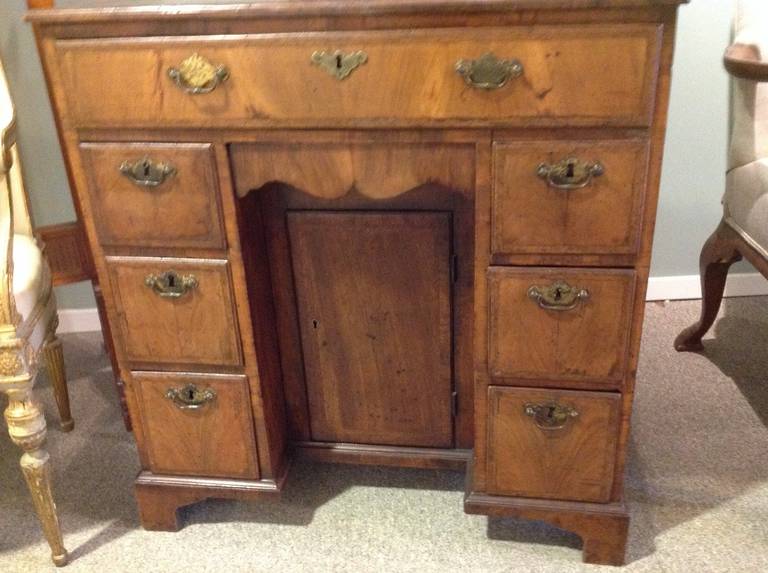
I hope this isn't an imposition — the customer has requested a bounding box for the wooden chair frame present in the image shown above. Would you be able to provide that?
[1,36,69,567]
[675,45,768,351]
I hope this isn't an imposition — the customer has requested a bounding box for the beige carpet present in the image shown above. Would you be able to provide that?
[1,298,767,572]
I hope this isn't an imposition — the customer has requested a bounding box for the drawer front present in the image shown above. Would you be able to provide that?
[107,257,242,369]
[488,267,635,385]
[81,143,225,250]
[492,139,650,258]
[487,386,620,502]
[56,26,659,127]
[133,372,259,479]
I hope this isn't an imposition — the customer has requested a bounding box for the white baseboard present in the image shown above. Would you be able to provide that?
[57,308,102,334]
[55,273,768,334]
[645,272,768,301]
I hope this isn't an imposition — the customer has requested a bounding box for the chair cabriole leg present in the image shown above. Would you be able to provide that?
[674,220,742,352]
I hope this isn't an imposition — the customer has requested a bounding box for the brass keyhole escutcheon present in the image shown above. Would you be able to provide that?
[527,281,590,312]
[165,384,217,410]
[119,156,177,188]
[524,402,579,430]
[311,50,368,80]
[537,157,605,190]
[144,270,199,299]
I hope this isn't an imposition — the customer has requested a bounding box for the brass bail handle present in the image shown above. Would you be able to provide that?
[165,384,217,410]
[144,270,199,299]
[168,53,229,94]
[455,53,524,90]
[537,158,605,190]
[527,280,589,311]
[120,156,176,188]
[524,402,579,430]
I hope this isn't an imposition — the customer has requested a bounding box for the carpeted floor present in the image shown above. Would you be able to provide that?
[1,298,767,572]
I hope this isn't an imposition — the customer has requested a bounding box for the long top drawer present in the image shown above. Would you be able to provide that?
[55,25,661,128]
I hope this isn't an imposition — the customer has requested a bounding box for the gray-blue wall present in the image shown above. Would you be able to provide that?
[0,0,743,309]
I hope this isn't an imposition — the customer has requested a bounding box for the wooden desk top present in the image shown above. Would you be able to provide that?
[30,0,689,22]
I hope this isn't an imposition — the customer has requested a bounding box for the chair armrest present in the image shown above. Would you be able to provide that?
[724,43,768,82]
[0,114,15,173]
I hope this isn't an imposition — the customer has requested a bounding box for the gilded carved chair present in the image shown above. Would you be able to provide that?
[1,57,69,565]
[676,0,768,352]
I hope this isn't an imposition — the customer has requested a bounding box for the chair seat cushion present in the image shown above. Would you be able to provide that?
[12,233,43,321]
[724,158,768,257]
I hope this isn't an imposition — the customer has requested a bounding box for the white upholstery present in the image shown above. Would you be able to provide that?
[725,0,768,254]
[0,57,48,340]
[12,233,43,322]
[729,0,768,170]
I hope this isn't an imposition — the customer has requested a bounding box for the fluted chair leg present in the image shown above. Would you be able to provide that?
[5,385,69,567]
[43,334,73,432]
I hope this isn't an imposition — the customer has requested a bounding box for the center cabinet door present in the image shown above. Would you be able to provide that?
[288,211,453,448]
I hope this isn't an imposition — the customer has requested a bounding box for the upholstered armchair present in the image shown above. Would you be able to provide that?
[1,57,69,564]
[676,0,768,352]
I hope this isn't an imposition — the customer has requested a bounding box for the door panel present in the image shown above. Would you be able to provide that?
[288,211,453,447]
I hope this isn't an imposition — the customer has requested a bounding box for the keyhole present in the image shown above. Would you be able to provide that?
[546,406,557,421]
[312,319,319,329]
[553,287,563,301]
[167,274,176,288]
[565,162,575,179]
[186,388,195,401]
[142,160,151,178]
[335,54,343,69]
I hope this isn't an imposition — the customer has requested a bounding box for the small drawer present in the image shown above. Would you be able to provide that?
[488,267,635,386]
[106,257,242,369]
[56,25,659,127]
[132,372,259,479]
[487,386,620,503]
[491,139,650,260]
[80,143,225,250]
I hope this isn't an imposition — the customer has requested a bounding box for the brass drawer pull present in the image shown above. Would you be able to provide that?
[311,50,368,80]
[527,280,589,311]
[524,402,579,430]
[537,158,605,190]
[168,53,230,94]
[144,270,199,299]
[165,383,216,410]
[455,53,523,90]
[120,156,177,188]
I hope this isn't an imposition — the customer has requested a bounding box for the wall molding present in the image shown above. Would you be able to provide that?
[56,273,768,334]
[645,272,768,301]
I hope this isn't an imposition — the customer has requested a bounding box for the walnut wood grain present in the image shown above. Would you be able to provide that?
[289,211,453,447]
[491,138,650,260]
[486,386,620,502]
[488,267,635,386]
[230,142,475,199]
[464,492,629,566]
[132,372,259,479]
[54,26,660,128]
[35,221,93,285]
[105,257,242,369]
[27,0,686,565]
[28,0,689,23]
[80,143,225,251]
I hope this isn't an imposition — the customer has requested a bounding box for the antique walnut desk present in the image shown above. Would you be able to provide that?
[28,0,687,565]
